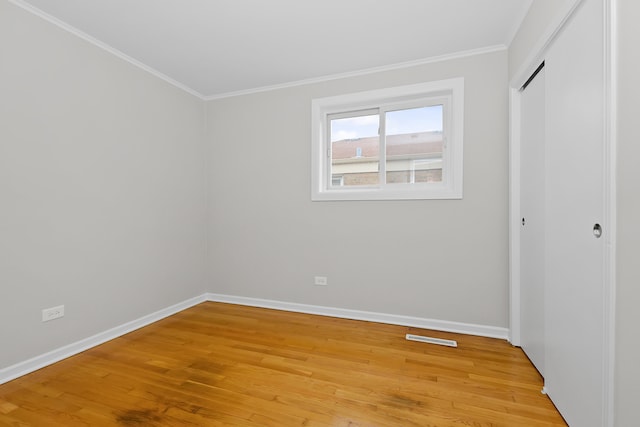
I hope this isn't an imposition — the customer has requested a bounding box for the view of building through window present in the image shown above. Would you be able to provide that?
[330,113,380,186]
[330,105,443,187]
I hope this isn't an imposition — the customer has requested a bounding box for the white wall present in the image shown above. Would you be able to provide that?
[4,3,637,421]
[614,1,640,425]
[0,1,208,369]
[206,50,509,328]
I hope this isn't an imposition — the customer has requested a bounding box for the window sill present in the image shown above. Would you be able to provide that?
[311,184,463,201]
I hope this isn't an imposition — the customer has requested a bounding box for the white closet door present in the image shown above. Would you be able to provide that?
[544,0,605,425]
[520,66,546,376]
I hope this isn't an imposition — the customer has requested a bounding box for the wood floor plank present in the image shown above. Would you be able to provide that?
[0,302,567,426]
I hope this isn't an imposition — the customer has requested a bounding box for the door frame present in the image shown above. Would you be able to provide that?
[508,0,617,425]
[518,64,546,376]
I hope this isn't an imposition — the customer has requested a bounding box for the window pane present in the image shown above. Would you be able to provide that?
[330,113,379,186]
[385,106,443,184]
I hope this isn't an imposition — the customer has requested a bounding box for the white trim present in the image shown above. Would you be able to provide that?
[311,78,464,201]
[9,0,505,102]
[205,293,509,340]
[0,292,508,385]
[603,0,617,425]
[0,294,207,385]
[7,0,206,100]
[508,86,522,346]
[206,46,504,101]
[510,0,584,89]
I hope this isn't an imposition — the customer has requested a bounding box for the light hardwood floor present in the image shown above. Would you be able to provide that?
[0,302,566,426]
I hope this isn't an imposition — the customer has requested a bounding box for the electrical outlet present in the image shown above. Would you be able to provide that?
[314,276,328,286]
[42,305,64,322]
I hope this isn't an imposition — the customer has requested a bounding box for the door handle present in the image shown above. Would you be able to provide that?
[593,223,602,238]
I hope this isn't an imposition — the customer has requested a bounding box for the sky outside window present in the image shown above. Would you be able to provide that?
[386,105,443,135]
[330,114,379,142]
[330,106,442,142]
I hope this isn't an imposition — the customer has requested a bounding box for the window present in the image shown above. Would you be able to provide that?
[311,78,464,201]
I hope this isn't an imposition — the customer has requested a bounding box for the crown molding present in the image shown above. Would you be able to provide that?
[204,45,507,100]
[10,0,507,102]
[8,0,207,100]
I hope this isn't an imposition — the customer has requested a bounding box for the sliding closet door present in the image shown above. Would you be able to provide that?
[519,66,546,376]
[544,0,605,425]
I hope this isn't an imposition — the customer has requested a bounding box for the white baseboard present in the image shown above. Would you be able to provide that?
[0,292,509,385]
[0,294,207,385]
[205,293,509,340]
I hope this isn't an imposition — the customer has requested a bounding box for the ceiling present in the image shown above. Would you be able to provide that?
[13,0,533,99]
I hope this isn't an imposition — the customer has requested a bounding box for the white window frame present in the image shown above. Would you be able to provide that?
[311,78,464,201]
